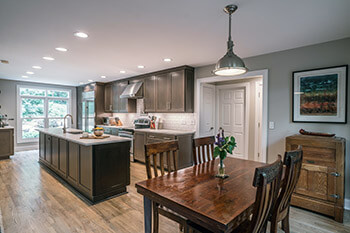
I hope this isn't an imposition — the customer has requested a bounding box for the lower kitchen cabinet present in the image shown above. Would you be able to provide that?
[38,133,130,203]
[133,131,194,169]
[0,128,14,159]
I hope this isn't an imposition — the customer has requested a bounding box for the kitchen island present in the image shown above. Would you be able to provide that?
[37,128,131,203]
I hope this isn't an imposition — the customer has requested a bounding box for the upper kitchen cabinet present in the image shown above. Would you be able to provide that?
[145,66,194,113]
[144,76,156,112]
[104,80,136,113]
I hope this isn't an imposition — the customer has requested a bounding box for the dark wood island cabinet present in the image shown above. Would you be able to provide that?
[38,129,131,203]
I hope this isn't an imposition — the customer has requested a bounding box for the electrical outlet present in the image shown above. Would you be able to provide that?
[190,120,195,125]
[269,121,275,130]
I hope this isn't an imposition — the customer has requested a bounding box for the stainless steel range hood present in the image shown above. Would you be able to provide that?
[120,82,143,99]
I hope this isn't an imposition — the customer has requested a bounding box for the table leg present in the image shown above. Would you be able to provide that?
[144,196,152,233]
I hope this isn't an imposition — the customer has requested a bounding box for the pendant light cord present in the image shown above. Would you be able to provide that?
[227,12,234,52]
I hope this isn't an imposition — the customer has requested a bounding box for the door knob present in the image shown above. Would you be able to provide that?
[330,194,340,199]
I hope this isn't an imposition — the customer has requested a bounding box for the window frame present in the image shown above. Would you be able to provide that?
[17,85,72,143]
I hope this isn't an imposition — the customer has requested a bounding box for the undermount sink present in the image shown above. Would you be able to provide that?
[66,129,84,134]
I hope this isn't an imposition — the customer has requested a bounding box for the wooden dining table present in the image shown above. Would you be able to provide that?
[135,157,266,233]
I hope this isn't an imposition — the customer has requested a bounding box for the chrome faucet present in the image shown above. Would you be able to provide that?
[63,114,73,133]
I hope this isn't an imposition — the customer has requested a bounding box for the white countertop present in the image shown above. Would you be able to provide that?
[133,128,195,136]
[37,128,131,146]
[98,125,195,136]
[0,126,14,130]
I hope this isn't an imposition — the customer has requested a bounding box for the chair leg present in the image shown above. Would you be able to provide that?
[152,202,159,233]
[281,212,290,233]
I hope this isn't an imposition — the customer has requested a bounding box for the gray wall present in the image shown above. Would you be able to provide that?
[195,38,350,199]
[0,79,77,150]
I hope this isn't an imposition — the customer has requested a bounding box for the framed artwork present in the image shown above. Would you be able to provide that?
[292,65,348,123]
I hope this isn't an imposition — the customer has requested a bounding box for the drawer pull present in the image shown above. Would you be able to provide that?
[330,194,340,199]
[149,135,155,138]
[330,172,341,177]
[163,137,172,140]
[306,160,315,164]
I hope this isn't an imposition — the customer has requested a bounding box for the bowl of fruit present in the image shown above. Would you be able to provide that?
[93,127,104,137]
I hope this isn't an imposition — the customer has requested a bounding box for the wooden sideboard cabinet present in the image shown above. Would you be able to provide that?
[286,135,345,222]
[0,127,14,159]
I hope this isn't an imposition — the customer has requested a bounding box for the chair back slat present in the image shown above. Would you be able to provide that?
[192,136,215,165]
[250,156,283,233]
[271,146,303,222]
[145,141,179,179]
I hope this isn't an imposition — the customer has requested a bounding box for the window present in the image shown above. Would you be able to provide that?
[17,86,72,143]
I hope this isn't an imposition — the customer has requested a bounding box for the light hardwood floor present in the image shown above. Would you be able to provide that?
[0,150,349,233]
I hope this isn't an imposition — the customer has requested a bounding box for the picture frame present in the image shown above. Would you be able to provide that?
[292,65,348,123]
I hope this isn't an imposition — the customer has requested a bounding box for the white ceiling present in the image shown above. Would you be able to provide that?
[0,0,349,86]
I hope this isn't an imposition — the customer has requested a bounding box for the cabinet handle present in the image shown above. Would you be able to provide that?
[163,137,172,140]
[306,160,315,164]
[330,194,340,199]
[149,135,155,138]
[110,105,112,111]
[330,172,341,177]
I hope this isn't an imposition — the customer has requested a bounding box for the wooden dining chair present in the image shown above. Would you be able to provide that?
[192,136,215,165]
[269,146,303,233]
[187,156,283,233]
[144,141,188,233]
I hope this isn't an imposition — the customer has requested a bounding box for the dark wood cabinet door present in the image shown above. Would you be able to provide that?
[117,81,128,113]
[144,76,156,112]
[68,142,79,184]
[79,145,93,193]
[104,84,113,112]
[51,136,59,169]
[134,132,146,162]
[59,139,68,176]
[169,70,185,112]
[39,133,45,160]
[156,73,171,112]
[45,135,52,164]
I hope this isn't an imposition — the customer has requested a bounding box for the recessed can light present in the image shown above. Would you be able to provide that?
[55,47,68,52]
[22,75,28,78]
[26,71,34,74]
[120,70,126,74]
[43,56,55,61]
[163,58,172,62]
[32,66,42,69]
[100,75,106,79]
[88,79,93,82]
[74,32,88,38]
[137,65,145,69]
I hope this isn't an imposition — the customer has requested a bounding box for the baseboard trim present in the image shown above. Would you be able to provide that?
[345,198,350,210]
[15,145,39,152]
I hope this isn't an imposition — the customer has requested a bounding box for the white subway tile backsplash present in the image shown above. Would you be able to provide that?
[112,99,196,131]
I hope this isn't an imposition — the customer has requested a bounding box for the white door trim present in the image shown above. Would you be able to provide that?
[216,83,250,160]
[195,69,269,163]
[254,80,263,162]
[199,83,216,137]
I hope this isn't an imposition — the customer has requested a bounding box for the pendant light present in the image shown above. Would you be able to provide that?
[213,4,247,76]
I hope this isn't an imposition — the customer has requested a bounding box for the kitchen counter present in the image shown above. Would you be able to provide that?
[37,128,131,146]
[38,128,131,203]
[0,126,14,130]
[134,128,195,136]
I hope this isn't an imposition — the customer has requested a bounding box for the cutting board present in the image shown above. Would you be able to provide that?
[80,135,110,139]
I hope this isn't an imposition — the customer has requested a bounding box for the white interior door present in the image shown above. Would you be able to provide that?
[199,84,215,137]
[218,87,247,159]
[255,81,263,162]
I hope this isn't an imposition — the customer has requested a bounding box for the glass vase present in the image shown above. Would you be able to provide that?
[216,159,229,179]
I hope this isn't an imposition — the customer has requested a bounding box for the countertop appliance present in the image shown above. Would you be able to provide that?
[0,114,13,128]
[134,117,151,129]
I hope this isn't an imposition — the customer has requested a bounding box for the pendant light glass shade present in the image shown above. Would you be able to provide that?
[213,5,247,76]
